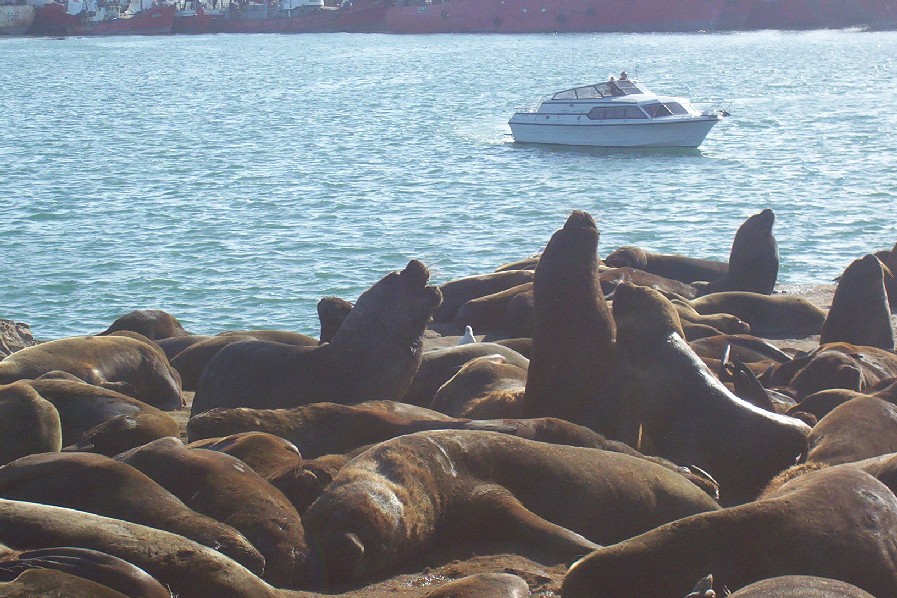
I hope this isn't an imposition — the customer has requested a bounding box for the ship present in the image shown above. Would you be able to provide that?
[28,0,175,35]
[1,1,35,34]
[212,0,386,33]
[172,0,225,33]
[384,0,897,33]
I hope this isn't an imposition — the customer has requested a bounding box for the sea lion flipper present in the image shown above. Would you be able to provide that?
[459,484,601,562]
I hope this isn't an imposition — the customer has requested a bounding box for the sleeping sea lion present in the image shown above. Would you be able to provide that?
[435,270,535,323]
[303,429,719,583]
[604,245,728,284]
[98,309,190,340]
[690,292,826,337]
[523,211,620,437]
[562,466,897,597]
[612,282,810,504]
[431,355,527,418]
[191,260,442,416]
[820,254,894,350]
[0,336,183,410]
[0,382,62,465]
[453,282,533,332]
[728,576,876,597]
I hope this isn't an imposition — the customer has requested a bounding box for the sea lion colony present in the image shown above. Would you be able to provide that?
[0,211,895,597]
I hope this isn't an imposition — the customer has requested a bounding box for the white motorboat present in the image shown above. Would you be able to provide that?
[508,78,725,148]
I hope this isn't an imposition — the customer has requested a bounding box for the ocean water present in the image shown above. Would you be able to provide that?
[1,30,896,339]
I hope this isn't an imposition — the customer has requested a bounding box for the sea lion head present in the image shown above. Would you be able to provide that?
[605,246,648,270]
[334,260,443,348]
[305,475,407,583]
[612,282,684,343]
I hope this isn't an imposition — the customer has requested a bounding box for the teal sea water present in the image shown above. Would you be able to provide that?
[1,30,896,339]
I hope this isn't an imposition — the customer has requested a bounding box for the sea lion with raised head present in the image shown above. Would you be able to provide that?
[562,466,897,598]
[604,246,729,284]
[303,429,719,583]
[317,297,353,344]
[0,452,265,573]
[115,436,307,588]
[820,254,894,349]
[612,282,810,504]
[191,260,442,416]
[697,209,779,296]
[523,211,621,437]
[0,336,183,410]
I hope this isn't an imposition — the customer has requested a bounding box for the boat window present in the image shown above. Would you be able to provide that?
[587,108,607,120]
[587,106,647,120]
[552,90,577,100]
[663,102,689,115]
[615,81,640,95]
[643,103,673,118]
[575,86,602,99]
[623,106,648,119]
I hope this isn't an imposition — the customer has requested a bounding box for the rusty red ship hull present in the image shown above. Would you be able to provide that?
[30,2,175,35]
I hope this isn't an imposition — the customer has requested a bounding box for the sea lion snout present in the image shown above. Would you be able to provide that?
[400,259,431,288]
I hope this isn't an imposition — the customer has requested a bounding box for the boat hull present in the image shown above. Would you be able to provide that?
[1,4,35,34]
[508,115,721,148]
[29,3,175,36]
[211,0,386,33]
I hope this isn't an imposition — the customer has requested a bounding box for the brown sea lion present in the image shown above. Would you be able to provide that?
[562,466,897,598]
[402,343,529,407]
[435,270,535,323]
[98,309,190,340]
[690,292,826,337]
[317,297,353,344]
[155,334,212,362]
[21,374,177,449]
[820,254,894,350]
[504,288,535,338]
[523,211,620,437]
[784,343,897,398]
[728,576,876,597]
[0,382,62,465]
[805,396,897,465]
[453,282,533,332]
[612,282,810,504]
[66,412,182,456]
[218,329,319,345]
[431,355,527,418]
[0,568,128,598]
[688,334,792,365]
[672,300,752,335]
[191,260,442,416]
[0,452,265,573]
[492,337,532,358]
[115,437,307,588]
[495,255,540,272]
[0,547,170,598]
[787,388,868,421]
[422,572,530,598]
[599,267,698,299]
[0,336,183,411]
[604,246,728,284]
[303,429,719,583]
[697,209,779,296]
[0,499,285,598]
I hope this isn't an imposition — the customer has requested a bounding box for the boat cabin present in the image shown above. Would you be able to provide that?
[549,79,651,100]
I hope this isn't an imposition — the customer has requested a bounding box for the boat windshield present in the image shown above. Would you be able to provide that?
[550,79,651,100]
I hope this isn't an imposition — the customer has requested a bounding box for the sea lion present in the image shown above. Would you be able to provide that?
[523,211,620,437]
[0,547,170,598]
[431,355,527,418]
[495,255,540,272]
[65,412,182,456]
[317,297,353,344]
[453,282,533,332]
[435,270,535,323]
[303,429,719,583]
[504,289,534,338]
[115,436,307,588]
[786,388,868,421]
[191,260,442,416]
[98,309,191,340]
[0,336,183,411]
[402,343,529,408]
[21,374,177,449]
[562,466,897,598]
[422,572,530,598]
[493,337,532,358]
[697,209,779,296]
[218,329,319,345]
[0,382,62,465]
[0,452,264,573]
[604,246,728,284]
[0,568,128,598]
[690,292,826,337]
[784,343,897,398]
[728,576,876,597]
[671,300,752,335]
[612,282,810,504]
[599,267,698,299]
[0,499,284,598]
[805,396,897,465]
[820,254,894,349]
[155,334,212,362]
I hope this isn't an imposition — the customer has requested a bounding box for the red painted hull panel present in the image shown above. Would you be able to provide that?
[30,3,175,35]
